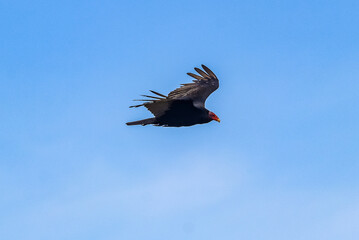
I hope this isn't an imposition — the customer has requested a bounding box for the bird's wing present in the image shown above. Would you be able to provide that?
[167,64,219,107]
[129,65,218,116]
[129,90,171,117]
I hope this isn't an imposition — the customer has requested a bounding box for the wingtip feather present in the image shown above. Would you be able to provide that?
[187,72,202,80]
[194,67,208,77]
[150,90,167,98]
[201,65,217,79]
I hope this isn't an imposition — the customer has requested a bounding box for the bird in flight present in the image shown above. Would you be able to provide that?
[126,64,220,127]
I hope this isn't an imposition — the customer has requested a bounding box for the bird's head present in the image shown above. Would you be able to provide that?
[208,111,220,123]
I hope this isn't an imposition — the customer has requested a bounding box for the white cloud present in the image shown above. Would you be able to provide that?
[1,156,242,239]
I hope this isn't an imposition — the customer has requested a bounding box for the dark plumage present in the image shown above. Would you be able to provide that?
[126,64,220,127]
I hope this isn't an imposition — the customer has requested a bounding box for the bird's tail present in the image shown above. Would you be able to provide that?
[126,117,157,126]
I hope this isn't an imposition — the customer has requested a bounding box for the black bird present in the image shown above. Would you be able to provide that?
[126,64,220,127]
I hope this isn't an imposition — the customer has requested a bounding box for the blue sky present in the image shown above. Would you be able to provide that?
[1,0,358,239]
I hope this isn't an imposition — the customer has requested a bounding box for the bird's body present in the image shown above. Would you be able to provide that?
[126,65,220,127]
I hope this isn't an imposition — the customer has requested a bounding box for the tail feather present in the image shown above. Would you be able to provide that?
[126,117,156,126]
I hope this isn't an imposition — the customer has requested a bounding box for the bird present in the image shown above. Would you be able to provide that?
[126,64,220,127]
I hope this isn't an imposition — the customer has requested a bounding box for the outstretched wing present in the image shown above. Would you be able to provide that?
[167,65,219,107]
[129,64,219,116]
[129,90,171,118]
